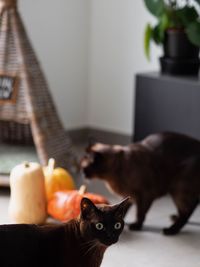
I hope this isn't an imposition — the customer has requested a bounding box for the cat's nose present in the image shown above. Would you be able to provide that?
[107,233,116,240]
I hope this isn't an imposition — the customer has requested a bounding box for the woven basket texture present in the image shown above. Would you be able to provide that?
[0,1,77,171]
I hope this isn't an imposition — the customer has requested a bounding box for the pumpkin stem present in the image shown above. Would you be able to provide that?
[23,161,30,168]
[79,185,87,195]
[47,158,55,176]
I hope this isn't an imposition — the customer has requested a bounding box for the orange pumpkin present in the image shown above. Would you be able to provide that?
[44,158,76,201]
[48,185,109,222]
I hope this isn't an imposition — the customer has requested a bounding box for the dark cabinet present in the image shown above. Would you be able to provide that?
[134,72,200,141]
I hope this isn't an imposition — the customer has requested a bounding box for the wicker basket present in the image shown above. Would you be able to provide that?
[0,0,77,170]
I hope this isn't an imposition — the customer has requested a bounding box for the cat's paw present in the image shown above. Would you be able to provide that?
[170,214,179,222]
[129,222,143,231]
[162,227,180,236]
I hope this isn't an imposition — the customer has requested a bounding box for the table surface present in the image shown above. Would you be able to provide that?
[137,71,200,84]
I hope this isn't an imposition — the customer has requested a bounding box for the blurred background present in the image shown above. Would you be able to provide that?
[19,0,161,138]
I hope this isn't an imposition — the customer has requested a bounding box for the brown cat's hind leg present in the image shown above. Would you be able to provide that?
[170,214,179,222]
[163,197,199,236]
[129,196,153,231]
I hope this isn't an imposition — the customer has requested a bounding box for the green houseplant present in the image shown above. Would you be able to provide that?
[144,0,200,75]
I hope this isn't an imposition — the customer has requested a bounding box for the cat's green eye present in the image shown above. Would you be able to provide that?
[114,222,122,230]
[95,223,104,230]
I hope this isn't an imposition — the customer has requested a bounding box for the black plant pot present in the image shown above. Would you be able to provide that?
[160,29,200,76]
[160,57,200,76]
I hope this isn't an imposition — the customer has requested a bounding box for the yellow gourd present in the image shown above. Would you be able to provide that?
[9,162,47,224]
[44,158,76,201]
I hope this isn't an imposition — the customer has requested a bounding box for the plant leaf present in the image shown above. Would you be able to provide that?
[152,23,165,45]
[150,13,169,47]
[144,24,152,61]
[144,0,165,17]
[159,13,170,40]
[176,7,199,27]
[186,21,200,47]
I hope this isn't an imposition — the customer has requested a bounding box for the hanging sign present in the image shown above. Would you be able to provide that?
[0,74,18,103]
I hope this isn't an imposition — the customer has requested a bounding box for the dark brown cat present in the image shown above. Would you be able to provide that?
[0,197,129,267]
[81,132,200,235]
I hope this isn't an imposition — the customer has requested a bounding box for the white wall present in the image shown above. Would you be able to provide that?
[19,0,90,130]
[18,0,161,136]
[88,0,161,135]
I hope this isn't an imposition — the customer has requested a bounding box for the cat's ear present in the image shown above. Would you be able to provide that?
[113,197,131,219]
[90,143,109,153]
[81,197,98,220]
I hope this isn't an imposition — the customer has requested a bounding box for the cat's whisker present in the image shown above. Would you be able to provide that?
[84,243,98,257]
[82,240,98,256]
[81,240,96,250]
[80,240,93,251]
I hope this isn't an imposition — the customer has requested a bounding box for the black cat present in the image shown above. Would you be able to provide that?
[0,197,129,267]
[81,132,200,235]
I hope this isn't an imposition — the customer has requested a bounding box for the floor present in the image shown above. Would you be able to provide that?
[0,179,200,267]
